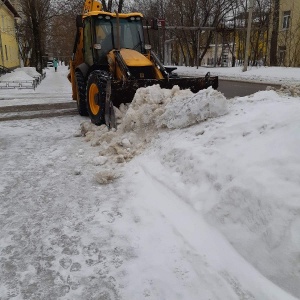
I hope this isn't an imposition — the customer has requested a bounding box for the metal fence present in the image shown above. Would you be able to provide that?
[0,72,46,90]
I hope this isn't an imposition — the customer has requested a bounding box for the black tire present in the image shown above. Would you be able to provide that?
[75,71,88,116]
[86,71,109,126]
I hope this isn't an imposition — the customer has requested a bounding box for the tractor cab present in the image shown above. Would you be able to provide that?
[83,13,145,66]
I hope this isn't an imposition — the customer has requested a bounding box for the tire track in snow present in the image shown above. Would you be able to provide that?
[131,160,297,300]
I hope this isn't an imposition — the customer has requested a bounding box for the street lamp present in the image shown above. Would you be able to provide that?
[243,0,254,72]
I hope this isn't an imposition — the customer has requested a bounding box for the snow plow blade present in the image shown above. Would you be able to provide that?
[111,73,218,107]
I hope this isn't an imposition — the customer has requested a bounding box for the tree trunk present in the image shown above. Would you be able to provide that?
[118,0,124,13]
[177,37,187,66]
[20,0,50,74]
[270,0,280,66]
[199,31,214,64]
[107,0,113,12]
[101,0,108,11]
[31,15,43,73]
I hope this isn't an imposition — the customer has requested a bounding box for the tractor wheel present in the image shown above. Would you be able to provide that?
[75,71,88,116]
[86,71,108,126]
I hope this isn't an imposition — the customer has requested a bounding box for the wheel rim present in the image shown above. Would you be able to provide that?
[89,83,100,115]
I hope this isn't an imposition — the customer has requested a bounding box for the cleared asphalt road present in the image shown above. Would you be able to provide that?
[218,80,281,98]
[0,101,77,121]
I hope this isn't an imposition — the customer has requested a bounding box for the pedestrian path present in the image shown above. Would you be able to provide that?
[0,66,78,121]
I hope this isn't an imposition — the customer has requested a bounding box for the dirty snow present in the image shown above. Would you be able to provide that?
[0,66,300,299]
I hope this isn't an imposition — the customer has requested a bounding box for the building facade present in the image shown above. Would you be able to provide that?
[0,0,20,69]
[277,0,300,67]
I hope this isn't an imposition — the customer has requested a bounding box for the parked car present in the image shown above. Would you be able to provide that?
[47,61,53,67]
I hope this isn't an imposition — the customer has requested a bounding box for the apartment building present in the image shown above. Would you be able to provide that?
[277,0,300,67]
[0,0,20,69]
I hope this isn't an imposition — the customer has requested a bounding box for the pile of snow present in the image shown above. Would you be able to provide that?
[121,88,300,299]
[77,83,300,298]
[267,83,300,97]
[78,85,228,183]
[14,67,42,78]
[158,86,227,128]
[0,70,35,81]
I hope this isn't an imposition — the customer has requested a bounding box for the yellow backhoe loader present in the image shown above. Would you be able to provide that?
[68,0,218,127]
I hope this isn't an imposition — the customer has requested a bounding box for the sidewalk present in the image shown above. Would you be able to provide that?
[0,66,73,107]
[0,66,77,121]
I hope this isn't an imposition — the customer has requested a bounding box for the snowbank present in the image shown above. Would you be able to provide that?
[131,89,300,299]
[14,67,42,78]
[268,83,300,97]
[158,86,228,128]
[78,84,300,298]
[0,70,35,81]
[79,85,228,183]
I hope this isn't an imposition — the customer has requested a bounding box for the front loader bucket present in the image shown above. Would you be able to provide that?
[111,73,218,107]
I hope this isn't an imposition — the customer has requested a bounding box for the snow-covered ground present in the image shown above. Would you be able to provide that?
[0,66,300,299]
[0,66,73,107]
[176,65,300,86]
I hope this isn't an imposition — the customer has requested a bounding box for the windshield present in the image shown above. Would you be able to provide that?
[95,16,144,62]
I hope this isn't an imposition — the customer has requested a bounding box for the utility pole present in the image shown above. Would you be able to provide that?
[243,0,254,72]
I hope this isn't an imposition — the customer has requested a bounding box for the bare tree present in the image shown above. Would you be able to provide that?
[162,0,237,66]
[269,0,279,66]
[15,19,32,67]
[251,0,271,65]
[132,0,168,60]
[46,0,127,66]
[46,0,82,64]
[19,0,51,73]
[22,0,283,71]
[100,0,124,12]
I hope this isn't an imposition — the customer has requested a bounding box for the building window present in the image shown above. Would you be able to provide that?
[282,11,291,30]
[278,46,286,65]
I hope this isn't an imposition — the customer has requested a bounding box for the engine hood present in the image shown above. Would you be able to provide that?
[120,49,152,67]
